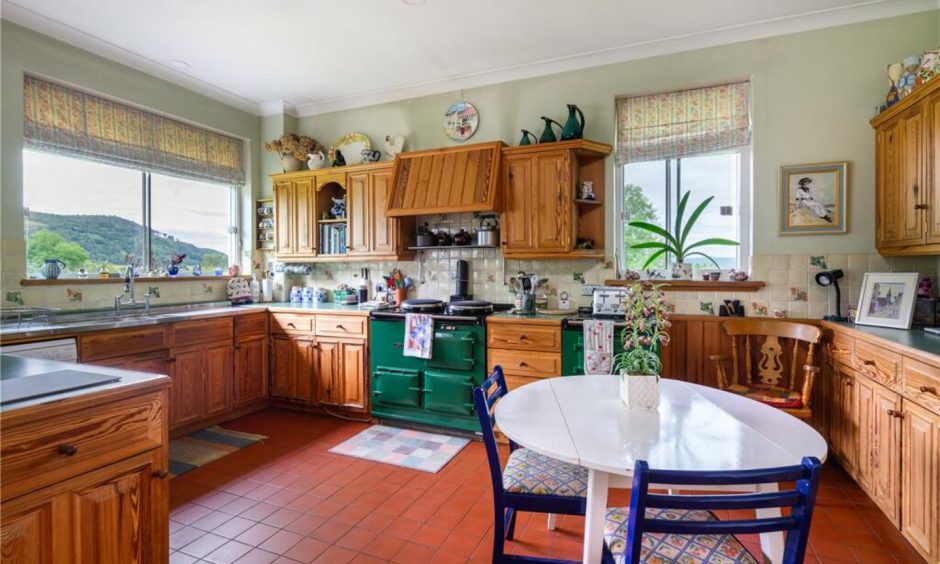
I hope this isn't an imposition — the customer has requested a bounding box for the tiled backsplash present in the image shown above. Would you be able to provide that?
[5,226,939,320]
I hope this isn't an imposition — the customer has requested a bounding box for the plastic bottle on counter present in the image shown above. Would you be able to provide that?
[261,277,274,302]
[250,276,261,303]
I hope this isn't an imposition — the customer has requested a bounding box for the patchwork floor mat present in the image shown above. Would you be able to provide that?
[328,424,470,473]
[169,426,267,477]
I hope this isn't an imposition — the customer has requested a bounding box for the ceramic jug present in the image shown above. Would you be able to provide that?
[518,129,538,146]
[538,116,563,143]
[307,150,326,170]
[561,104,585,140]
[40,259,66,280]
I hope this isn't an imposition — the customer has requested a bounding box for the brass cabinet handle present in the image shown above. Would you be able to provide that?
[336,324,345,330]
[153,469,169,479]
[287,322,296,328]
[915,204,928,210]
[845,380,854,387]
[518,361,528,368]
[58,444,79,456]
[166,356,177,363]
[861,359,876,366]
[887,409,904,419]
[519,335,528,340]
[919,385,938,395]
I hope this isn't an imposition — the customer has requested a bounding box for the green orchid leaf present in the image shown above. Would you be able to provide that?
[685,251,721,270]
[628,221,678,247]
[640,248,668,270]
[679,196,715,247]
[630,241,672,250]
[683,238,741,253]
[673,191,691,251]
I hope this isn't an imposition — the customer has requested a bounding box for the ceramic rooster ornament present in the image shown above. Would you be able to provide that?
[384,135,404,161]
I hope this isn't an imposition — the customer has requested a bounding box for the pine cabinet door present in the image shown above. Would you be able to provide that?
[315,339,340,405]
[876,106,926,249]
[270,335,295,399]
[501,156,533,252]
[292,337,317,404]
[532,151,573,252]
[925,90,940,244]
[274,181,294,255]
[339,341,367,410]
[168,349,204,429]
[234,335,268,406]
[293,178,317,256]
[204,342,234,417]
[901,400,939,562]
[72,465,151,563]
[370,169,396,255]
[346,172,370,255]
[0,498,56,563]
[869,382,902,525]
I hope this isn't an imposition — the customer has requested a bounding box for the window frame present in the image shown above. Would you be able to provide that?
[614,145,751,274]
[22,149,241,276]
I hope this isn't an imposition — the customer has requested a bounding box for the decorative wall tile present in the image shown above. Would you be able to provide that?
[809,255,828,270]
[147,286,160,298]
[789,287,808,302]
[751,302,768,317]
[5,291,24,305]
[572,272,585,283]
[699,301,715,315]
[65,289,82,302]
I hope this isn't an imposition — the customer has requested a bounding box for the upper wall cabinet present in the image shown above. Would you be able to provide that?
[272,162,414,262]
[386,141,505,216]
[872,79,940,256]
[500,139,611,259]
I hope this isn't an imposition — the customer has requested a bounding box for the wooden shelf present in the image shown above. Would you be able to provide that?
[574,199,602,205]
[317,218,348,224]
[21,275,248,287]
[408,244,499,251]
[604,279,766,292]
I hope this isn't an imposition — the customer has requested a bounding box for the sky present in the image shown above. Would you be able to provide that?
[23,150,231,253]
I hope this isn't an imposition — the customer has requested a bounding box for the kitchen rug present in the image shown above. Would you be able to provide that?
[168,426,267,478]
[329,424,469,473]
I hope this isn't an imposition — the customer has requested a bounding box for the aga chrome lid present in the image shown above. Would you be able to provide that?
[400,299,445,313]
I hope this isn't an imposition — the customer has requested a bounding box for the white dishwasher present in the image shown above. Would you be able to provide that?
[0,338,78,363]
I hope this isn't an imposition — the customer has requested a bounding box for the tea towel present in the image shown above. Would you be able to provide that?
[404,313,434,359]
[584,319,614,374]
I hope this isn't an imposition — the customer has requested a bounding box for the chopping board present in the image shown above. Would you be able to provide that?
[538,309,577,315]
[1,370,121,405]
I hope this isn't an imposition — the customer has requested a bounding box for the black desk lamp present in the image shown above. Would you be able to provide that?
[815,269,847,321]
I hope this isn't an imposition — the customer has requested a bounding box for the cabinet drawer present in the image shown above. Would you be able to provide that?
[505,375,540,391]
[79,326,169,362]
[271,313,314,333]
[172,317,233,346]
[235,312,268,337]
[488,349,561,379]
[315,315,366,338]
[1,391,165,500]
[855,340,900,387]
[488,323,560,352]
[829,331,854,367]
[903,357,940,413]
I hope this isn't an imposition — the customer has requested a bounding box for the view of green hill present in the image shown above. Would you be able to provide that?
[26,211,227,272]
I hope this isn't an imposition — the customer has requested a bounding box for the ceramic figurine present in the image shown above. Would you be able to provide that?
[330,196,347,219]
[920,49,939,85]
[898,55,922,98]
[729,269,749,282]
[192,264,202,276]
[306,150,326,170]
[561,104,585,140]
[623,269,641,281]
[578,180,596,200]
[332,149,346,167]
[361,149,382,163]
[214,267,224,276]
[886,62,903,107]
[518,129,537,146]
[228,264,240,277]
[384,135,404,161]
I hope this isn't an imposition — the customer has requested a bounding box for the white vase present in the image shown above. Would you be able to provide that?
[671,262,693,280]
[619,373,660,410]
[281,155,303,172]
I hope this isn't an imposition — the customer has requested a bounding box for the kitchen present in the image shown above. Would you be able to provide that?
[1,2,939,563]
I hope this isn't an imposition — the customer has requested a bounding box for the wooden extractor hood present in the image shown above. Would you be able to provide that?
[385,141,505,216]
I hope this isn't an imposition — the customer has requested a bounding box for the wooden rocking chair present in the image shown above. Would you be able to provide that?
[708,319,823,420]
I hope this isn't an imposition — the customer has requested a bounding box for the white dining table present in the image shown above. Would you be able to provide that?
[494,375,828,564]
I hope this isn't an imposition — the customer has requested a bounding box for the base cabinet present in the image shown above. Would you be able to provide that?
[316,339,367,410]
[270,334,316,404]
[234,334,269,407]
[830,364,859,476]
[0,448,167,564]
[902,399,939,562]
[856,376,902,525]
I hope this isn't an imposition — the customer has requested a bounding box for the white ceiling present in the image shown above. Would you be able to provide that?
[2,0,934,116]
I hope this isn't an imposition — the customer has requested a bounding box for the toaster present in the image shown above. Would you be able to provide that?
[591,287,628,317]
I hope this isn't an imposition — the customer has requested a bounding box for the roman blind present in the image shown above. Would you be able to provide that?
[22,74,245,185]
[615,81,751,165]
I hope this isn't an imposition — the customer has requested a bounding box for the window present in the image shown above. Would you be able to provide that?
[618,147,749,272]
[23,150,238,278]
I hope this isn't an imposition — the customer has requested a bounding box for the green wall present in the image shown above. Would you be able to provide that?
[297,11,939,255]
[0,20,262,246]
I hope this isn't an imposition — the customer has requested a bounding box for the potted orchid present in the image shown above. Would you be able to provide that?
[614,282,671,409]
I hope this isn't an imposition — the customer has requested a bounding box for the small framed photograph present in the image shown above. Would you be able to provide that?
[855,272,918,329]
[779,161,848,235]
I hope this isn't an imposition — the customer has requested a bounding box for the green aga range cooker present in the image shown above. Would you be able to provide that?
[369,299,502,432]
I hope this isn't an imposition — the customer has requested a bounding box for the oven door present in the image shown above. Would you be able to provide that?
[426,325,477,372]
[423,370,475,416]
[372,367,421,408]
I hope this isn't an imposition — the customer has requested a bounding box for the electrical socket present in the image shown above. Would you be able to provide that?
[581,284,600,296]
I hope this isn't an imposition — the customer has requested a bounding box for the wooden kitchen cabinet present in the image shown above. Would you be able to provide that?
[315,338,367,410]
[856,375,902,525]
[234,334,268,407]
[273,176,316,260]
[346,167,414,259]
[167,346,206,428]
[872,78,939,255]
[269,334,316,404]
[500,139,611,259]
[203,341,234,417]
[830,363,860,476]
[902,399,939,562]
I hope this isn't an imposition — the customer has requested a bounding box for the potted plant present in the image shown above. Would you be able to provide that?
[628,190,739,279]
[264,134,321,172]
[614,282,671,409]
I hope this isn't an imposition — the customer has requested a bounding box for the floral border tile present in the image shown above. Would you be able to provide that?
[809,255,828,270]
[5,291,24,305]
[66,289,82,302]
[789,287,808,302]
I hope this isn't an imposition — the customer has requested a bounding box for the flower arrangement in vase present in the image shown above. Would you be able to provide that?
[167,253,186,277]
[614,282,671,409]
[264,134,322,172]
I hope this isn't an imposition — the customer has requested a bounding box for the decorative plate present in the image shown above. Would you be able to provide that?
[330,132,371,165]
[442,101,479,141]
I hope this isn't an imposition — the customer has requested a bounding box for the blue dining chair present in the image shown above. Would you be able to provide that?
[473,366,588,564]
[602,457,823,564]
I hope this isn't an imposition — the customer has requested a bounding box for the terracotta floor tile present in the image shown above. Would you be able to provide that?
[169,408,923,564]
[170,552,199,564]
[350,554,386,564]
[179,532,228,559]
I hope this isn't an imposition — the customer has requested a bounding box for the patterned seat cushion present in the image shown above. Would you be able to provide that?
[502,448,588,497]
[604,506,759,564]
[727,383,803,409]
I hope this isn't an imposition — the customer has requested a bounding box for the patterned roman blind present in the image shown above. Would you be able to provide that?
[615,81,751,165]
[22,74,245,185]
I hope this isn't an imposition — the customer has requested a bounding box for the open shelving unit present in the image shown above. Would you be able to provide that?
[316,178,348,256]
[255,198,275,252]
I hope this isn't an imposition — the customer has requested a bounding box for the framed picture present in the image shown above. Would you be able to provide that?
[855,272,918,329]
[778,161,848,235]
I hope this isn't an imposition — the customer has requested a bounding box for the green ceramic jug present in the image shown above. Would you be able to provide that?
[519,129,538,146]
[539,117,563,143]
[561,104,585,140]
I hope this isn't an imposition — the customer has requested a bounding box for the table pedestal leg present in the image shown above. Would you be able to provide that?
[583,469,609,564]
[756,482,784,563]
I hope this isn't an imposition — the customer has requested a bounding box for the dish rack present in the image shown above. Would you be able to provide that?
[0,306,62,328]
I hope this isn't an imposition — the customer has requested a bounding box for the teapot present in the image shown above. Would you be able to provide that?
[538,116,563,143]
[306,150,326,170]
[518,129,538,146]
[561,104,585,140]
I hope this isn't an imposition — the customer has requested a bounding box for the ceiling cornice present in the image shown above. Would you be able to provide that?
[1,1,263,115]
[3,0,935,118]
[291,0,936,117]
